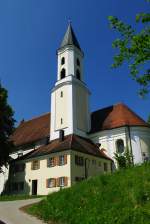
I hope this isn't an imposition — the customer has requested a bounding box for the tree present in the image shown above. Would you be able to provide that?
[0,82,15,172]
[114,147,133,169]
[148,115,150,124]
[108,1,150,97]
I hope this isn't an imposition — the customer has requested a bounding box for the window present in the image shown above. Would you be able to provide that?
[61,118,63,124]
[99,161,101,167]
[76,69,81,80]
[92,160,96,165]
[59,155,65,166]
[60,91,63,97]
[59,177,65,187]
[75,155,84,166]
[77,58,80,66]
[47,157,55,167]
[116,139,125,154]
[60,68,66,79]
[61,57,65,65]
[46,178,56,188]
[31,160,40,170]
[104,163,108,172]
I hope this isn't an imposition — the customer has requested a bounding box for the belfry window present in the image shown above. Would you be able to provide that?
[116,139,125,154]
[77,58,80,66]
[61,57,65,65]
[76,69,81,80]
[61,118,63,124]
[60,68,66,79]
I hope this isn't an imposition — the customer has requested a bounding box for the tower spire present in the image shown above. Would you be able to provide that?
[60,23,81,50]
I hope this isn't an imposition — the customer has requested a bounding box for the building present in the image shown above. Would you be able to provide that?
[1,23,150,195]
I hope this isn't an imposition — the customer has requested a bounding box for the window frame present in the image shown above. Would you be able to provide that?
[75,155,84,166]
[76,69,81,80]
[76,58,80,66]
[59,155,65,166]
[61,57,65,65]
[31,160,40,170]
[116,139,125,154]
[104,162,108,172]
[47,178,56,188]
[47,157,55,167]
[60,68,66,79]
[59,177,65,187]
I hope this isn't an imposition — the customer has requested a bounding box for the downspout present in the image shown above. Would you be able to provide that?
[127,125,134,164]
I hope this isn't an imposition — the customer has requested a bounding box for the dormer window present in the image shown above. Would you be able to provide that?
[60,68,66,79]
[76,69,81,80]
[61,57,65,65]
[77,58,80,66]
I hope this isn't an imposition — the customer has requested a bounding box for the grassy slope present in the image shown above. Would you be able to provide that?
[27,164,150,224]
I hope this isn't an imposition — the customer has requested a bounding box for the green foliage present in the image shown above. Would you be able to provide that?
[147,115,150,124]
[108,1,150,97]
[114,148,133,169]
[27,163,150,224]
[0,82,15,172]
[0,194,43,201]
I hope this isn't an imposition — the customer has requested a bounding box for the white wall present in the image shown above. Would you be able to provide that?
[8,150,112,195]
[0,138,48,194]
[89,126,150,167]
[9,150,71,195]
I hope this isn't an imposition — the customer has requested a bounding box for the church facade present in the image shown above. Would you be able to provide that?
[0,24,150,195]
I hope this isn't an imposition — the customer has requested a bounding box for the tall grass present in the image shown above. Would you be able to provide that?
[27,163,150,224]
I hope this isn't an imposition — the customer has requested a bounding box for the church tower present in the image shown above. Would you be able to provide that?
[50,23,90,141]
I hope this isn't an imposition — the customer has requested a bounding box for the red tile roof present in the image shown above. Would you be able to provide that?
[15,134,112,161]
[11,103,149,146]
[11,113,50,146]
[90,103,149,133]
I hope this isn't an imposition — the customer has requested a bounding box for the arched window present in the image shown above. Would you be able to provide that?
[60,68,66,79]
[76,69,81,80]
[61,57,65,65]
[77,58,80,66]
[116,139,124,154]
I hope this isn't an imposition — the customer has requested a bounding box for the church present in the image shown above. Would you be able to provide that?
[0,24,150,195]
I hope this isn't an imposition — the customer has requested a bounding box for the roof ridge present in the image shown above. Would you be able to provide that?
[19,112,50,125]
[91,102,124,114]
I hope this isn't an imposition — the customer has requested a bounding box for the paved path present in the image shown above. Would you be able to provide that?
[0,198,46,224]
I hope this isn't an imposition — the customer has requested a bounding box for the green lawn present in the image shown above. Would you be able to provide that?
[26,163,150,224]
[0,194,43,201]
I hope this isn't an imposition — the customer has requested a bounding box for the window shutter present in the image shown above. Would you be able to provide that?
[38,160,40,169]
[47,159,49,167]
[53,178,56,187]
[64,177,68,186]
[46,179,49,188]
[64,155,67,165]
[56,178,60,187]
[31,162,33,170]
[56,157,59,166]
[54,157,57,166]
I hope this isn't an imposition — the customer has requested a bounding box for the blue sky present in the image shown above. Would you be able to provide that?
[0,0,149,124]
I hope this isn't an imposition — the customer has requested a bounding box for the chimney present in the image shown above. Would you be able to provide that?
[59,130,64,142]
